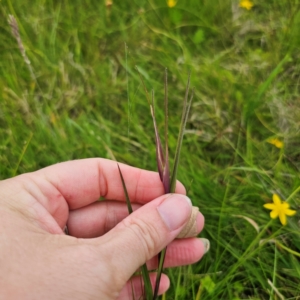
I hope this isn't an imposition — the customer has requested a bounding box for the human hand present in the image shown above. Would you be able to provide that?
[0,158,207,299]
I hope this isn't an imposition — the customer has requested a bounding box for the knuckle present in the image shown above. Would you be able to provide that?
[124,217,161,261]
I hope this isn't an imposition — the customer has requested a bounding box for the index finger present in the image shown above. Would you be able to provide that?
[37,158,186,210]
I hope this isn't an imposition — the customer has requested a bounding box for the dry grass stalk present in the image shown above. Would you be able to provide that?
[8,15,35,81]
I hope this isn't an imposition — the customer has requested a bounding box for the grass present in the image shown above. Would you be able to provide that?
[1,0,300,298]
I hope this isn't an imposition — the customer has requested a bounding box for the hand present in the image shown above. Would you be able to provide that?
[0,158,207,299]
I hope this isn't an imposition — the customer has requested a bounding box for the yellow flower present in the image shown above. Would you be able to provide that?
[267,138,284,149]
[167,0,177,8]
[239,0,254,10]
[264,194,296,225]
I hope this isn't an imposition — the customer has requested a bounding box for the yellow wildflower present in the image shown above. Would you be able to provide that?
[239,0,254,10]
[167,0,177,8]
[267,138,284,149]
[264,194,296,225]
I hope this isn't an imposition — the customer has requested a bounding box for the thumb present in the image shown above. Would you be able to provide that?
[96,193,192,287]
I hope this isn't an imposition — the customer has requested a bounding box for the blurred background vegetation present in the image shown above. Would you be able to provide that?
[1,0,300,299]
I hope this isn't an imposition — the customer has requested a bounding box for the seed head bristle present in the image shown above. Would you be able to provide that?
[8,15,35,80]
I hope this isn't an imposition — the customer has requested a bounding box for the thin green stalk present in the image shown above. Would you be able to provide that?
[170,79,194,193]
[151,90,165,181]
[131,280,136,300]
[117,164,153,299]
[216,219,273,288]
[163,68,170,193]
[136,66,169,191]
[12,132,33,177]
[153,69,171,300]
[276,240,300,257]
[154,74,194,300]
[125,43,130,144]
[118,164,133,214]
[135,66,151,105]
[136,68,194,300]
[269,245,278,300]
[153,247,167,300]
[164,68,168,165]
[215,173,230,272]
[175,267,182,300]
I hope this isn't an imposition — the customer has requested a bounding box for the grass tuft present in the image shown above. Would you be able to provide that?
[1,1,300,298]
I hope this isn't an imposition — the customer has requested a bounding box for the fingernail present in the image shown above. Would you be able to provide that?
[196,212,205,233]
[199,238,210,254]
[157,194,192,231]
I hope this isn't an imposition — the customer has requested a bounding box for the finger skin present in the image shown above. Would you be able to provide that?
[118,273,170,300]
[67,201,142,238]
[1,158,185,233]
[36,158,186,209]
[89,194,193,291]
[146,238,206,270]
[0,160,206,300]
[67,200,205,270]
[67,200,204,239]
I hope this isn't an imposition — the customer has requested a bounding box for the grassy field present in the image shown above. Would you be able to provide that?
[1,0,300,299]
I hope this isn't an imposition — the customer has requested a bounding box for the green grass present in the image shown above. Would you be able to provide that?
[1,0,300,298]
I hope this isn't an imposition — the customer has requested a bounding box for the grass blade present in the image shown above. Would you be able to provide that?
[136,65,151,105]
[117,163,133,214]
[153,69,170,300]
[163,68,170,194]
[141,265,153,300]
[153,247,167,300]
[136,68,194,300]
[125,42,130,145]
[151,90,169,191]
[12,131,33,177]
[164,68,168,157]
[154,75,194,299]
[170,74,194,193]
[117,164,153,299]
[151,90,164,179]
[136,65,169,190]
[131,280,136,300]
